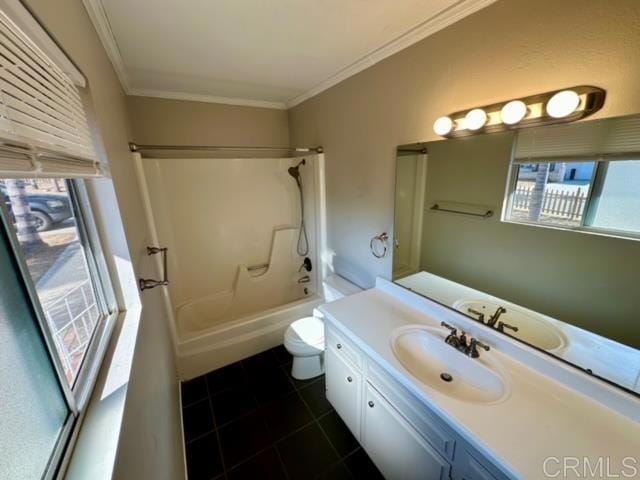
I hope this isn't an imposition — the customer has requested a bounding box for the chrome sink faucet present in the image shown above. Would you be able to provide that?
[441,322,490,358]
[486,306,507,327]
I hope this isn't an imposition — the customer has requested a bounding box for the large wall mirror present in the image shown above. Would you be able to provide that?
[392,113,640,395]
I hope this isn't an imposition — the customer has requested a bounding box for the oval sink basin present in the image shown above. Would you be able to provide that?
[453,299,566,352]
[391,325,510,404]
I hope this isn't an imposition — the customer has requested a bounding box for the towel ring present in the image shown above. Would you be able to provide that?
[370,232,389,258]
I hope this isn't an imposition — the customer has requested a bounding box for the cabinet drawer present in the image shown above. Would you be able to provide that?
[325,346,362,439]
[367,363,456,461]
[325,325,363,370]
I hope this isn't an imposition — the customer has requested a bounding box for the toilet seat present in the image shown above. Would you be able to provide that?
[284,316,324,351]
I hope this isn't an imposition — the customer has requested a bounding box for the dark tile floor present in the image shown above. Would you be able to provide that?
[181,345,383,480]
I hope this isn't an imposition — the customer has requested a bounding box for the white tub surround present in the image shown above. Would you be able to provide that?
[319,279,640,480]
[136,153,328,379]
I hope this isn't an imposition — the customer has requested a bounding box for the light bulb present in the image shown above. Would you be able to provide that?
[465,109,487,131]
[433,116,454,136]
[546,90,580,118]
[501,100,528,125]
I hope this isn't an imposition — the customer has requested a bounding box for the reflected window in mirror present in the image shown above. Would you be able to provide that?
[506,161,596,229]
[505,159,640,237]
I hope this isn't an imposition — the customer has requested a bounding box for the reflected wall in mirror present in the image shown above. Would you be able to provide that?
[393,114,640,394]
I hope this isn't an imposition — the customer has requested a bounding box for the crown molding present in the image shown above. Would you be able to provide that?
[285,0,497,108]
[129,88,288,110]
[84,0,495,111]
[82,0,288,109]
[82,0,132,93]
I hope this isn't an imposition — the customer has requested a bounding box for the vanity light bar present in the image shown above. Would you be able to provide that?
[433,86,605,138]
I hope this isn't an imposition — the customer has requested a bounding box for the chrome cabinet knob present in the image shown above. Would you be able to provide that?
[368,400,375,408]
[347,376,352,383]
[337,343,342,349]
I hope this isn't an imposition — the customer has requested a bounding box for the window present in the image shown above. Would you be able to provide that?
[1,178,111,386]
[0,221,72,479]
[0,177,116,477]
[586,160,640,233]
[505,159,640,238]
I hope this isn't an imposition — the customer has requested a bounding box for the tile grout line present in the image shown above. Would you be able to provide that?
[293,383,351,478]
[184,347,360,479]
[204,374,228,480]
[267,351,295,480]
[281,360,358,478]
[236,354,291,479]
[192,353,313,474]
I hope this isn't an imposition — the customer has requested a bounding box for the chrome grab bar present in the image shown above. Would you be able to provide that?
[139,246,169,291]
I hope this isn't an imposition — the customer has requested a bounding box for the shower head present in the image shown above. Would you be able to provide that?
[287,159,306,181]
[287,165,300,179]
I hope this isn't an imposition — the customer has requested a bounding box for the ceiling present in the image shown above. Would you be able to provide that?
[85,0,495,109]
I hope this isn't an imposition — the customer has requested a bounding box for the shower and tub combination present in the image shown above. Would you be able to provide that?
[134,145,331,377]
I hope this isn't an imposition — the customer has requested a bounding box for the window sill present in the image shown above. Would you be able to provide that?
[62,306,142,479]
[501,217,640,242]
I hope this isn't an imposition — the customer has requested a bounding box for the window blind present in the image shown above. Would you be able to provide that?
[0,10,101,178]
[514,115,640,164]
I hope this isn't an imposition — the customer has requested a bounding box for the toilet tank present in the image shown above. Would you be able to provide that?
[322,274,362,302]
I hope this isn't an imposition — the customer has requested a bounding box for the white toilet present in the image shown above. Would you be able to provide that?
[284,274,362,379]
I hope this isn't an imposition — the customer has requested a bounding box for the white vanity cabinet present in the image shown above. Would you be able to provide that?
[324,323,511,480]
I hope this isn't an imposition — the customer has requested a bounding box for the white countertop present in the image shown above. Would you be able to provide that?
[319,284,640,480]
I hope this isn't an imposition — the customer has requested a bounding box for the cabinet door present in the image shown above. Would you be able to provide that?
[362,384,450,480]
[325,346,362,439]
[456,448,506,480]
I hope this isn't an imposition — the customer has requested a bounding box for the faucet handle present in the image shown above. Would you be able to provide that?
[468,338,490,358]
[440,321,457,334]
[497,321,519,333]
[467,308,485,323]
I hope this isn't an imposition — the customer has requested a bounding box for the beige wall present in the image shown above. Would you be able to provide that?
[127,95,290,147]
[288,0,640,290]
[24,1,184,478]
[418,133,639,347]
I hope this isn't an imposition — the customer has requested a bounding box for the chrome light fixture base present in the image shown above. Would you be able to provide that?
[434,85,605,138]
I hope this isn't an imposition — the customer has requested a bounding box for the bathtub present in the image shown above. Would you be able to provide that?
[177,293,324,379]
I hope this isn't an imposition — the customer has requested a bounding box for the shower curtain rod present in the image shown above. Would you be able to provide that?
[129,143,323,154]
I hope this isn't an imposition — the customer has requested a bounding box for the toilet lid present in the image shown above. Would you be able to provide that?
[286,316,324,346]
